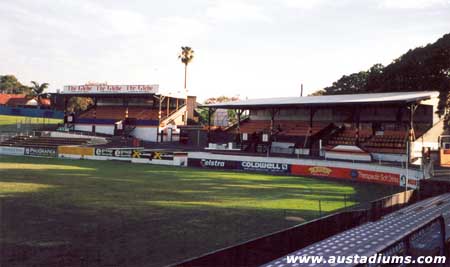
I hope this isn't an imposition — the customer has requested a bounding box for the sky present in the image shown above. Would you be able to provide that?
[1,0,449,101]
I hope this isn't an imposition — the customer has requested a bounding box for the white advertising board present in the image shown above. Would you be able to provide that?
[0,146,25,156]
[62,84,159,94]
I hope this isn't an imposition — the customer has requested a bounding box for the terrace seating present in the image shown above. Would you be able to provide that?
[0,136,91,148]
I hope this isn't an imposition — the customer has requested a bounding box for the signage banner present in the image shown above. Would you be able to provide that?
[149,151,174,161]
[94,148,174,160]
[291,165,401,186]
[62,84,159,94]
[291,165,351,179]
[188,158,290,174]
[356,169,400,186]
[0,146,25,156]
[188,158,238,170]
[240,160,290,173]
[24,147,57,157]
[58,146,94,156]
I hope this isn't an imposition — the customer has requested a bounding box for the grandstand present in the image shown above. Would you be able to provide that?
[203,91,442,164]
[57,84,196,142]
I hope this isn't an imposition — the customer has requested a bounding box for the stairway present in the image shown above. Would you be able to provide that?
[160,105,186,128]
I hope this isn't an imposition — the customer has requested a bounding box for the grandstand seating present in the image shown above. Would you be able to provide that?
[78,106,166,121]
[237,120,327,137]
[234,119,419,155]
[238,120,271,133]
[0,136,91,148]
[362,130,407,154]
[328,128,372,146]
[278,121,328,137]
[326,129,411,154]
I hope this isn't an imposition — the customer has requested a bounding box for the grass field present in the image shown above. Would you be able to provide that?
[0,156,399,266]
[0,114,62,126]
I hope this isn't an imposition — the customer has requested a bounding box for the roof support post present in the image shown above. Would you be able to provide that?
[304,107,317,149]
[395,106,403,123]
[268,108,279,156]
[207,107,212,144]
[63,96,67,121]
[355,106,360,146]
[406,103,418,165]
[409,103,418,141]
[236,109,242,144]
[167,97,170,117]
[157,95,165,142]
[269,108,279,134]
[309,108,317,130]
[270,109,275,134]
[93,97,97,135]
[124,97,129,119]
[93,97,97,120]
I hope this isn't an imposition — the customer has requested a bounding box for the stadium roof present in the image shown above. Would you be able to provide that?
[203,91,439,109]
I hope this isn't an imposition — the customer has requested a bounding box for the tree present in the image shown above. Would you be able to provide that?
[30,81,49,106]
[204,96,239,104]
[0,75,31,94]
[30,81,49,96]
[178,46,194,91]
[312,33,450,127]
[322,71,370,95]
[309,89,325,96]
[200,96,240,125]
[67,97,94,113]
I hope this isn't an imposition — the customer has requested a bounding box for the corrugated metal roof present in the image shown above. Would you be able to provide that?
[0,94,27,105]
[203,91,440,109]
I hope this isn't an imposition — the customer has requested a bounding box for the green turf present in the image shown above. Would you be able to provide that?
[0,115,62,133]
[0,115,62,126]
[0,156,399,266]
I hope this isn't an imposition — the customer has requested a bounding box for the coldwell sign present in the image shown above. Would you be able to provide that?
[188,158,292,173]
[240,161,290,173]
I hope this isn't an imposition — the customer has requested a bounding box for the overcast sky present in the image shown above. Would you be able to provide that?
[1,0,449,101]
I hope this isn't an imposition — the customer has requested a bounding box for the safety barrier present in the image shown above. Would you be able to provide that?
[0,144,188,167]
[188,152,423,189]
[58,147,188,166]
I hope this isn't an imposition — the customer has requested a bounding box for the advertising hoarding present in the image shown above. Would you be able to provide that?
[62,84,159,94]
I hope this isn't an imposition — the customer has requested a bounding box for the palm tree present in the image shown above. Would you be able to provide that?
[178,46,194,92]
[30,81,49,106]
